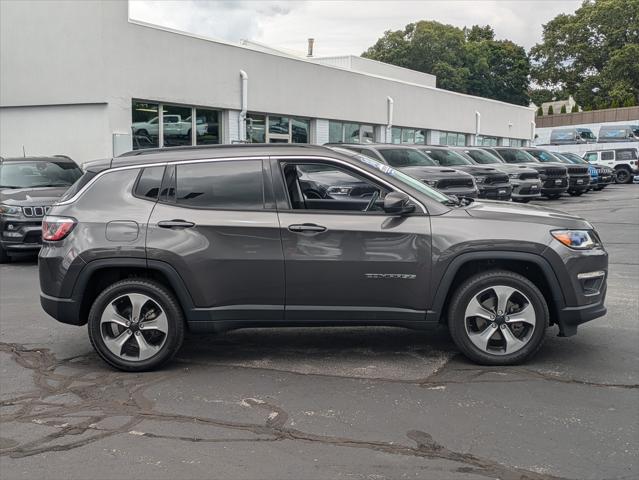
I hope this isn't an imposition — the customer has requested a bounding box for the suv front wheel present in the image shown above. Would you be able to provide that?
[88,279,184,371]
[448,270,548,365]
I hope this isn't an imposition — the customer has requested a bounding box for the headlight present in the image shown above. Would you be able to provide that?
[0,204,22,216]
[551,230,600,250]
[474,175,486,184]
[326,186,352,195]
[422,179,438,186]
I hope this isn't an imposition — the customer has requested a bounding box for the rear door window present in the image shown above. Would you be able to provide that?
[174,160,264,210]
[601,151,614,161]
[134,166,165,201]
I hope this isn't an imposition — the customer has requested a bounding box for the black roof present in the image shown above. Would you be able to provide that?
[325,143,429,150]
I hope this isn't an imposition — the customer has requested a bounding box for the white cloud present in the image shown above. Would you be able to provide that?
[129,0,582,56]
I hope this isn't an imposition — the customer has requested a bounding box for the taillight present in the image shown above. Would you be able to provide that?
[42,216,77,241]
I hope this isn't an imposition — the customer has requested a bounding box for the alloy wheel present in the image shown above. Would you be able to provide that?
[100,293,168,361]
[464,285,536,355]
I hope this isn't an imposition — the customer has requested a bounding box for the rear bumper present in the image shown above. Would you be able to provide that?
[40,292,83,326]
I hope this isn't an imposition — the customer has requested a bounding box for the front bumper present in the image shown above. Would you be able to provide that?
[558,296,607,336]
[0,216,43,251]
[510,179,542,199]
[568,176,590,192]
[478,183,512,200]
[540,176,568,195]
[440,186,478,199]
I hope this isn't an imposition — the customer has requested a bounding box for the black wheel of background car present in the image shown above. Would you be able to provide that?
[87,279,184,372]
[512,198,530,203]
[0,247,10,264]
[547,194,562,199]
[448,270,548,365]
[136,129,148,137]
[614,168,631,184]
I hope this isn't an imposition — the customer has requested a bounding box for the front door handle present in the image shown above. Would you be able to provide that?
[158,219,195,229]
[288,223,327,233]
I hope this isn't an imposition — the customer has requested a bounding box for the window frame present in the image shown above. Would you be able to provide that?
[157,158,270,212]
[271,156,427,216]
[133,165,166,203]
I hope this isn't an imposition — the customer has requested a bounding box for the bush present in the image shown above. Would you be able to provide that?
[571,104,579,112]
[547,105,554,115]
[560,104,567,113]
[623,97,636,107]
[537,106,543,116]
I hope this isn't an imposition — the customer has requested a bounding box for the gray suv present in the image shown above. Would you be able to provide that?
[39,145,608,371]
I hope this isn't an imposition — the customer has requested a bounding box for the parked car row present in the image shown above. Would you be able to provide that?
[324,143,619,204]
[548,124,639,145]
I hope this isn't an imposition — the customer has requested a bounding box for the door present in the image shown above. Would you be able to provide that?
[146,159,285,321]
[272,158,432,321]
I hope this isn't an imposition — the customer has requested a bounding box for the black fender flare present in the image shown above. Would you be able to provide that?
[428,251,565,322]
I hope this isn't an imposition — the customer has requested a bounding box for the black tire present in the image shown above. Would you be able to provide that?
[447,270,549,365]
[547,194,562,199]
[615,168,632,184]
[88,279,184,372]
[0,246,10,264]
[512,198,530,203]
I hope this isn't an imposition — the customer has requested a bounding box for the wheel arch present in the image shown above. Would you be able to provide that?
[73,258,195,325]
[430,252,565,327]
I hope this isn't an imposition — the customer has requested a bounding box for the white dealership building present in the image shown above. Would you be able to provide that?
[1,1,536,164]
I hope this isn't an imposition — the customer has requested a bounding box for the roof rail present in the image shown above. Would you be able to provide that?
[118,143,318,158]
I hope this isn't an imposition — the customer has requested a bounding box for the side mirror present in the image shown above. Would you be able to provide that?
[383,191,415,215]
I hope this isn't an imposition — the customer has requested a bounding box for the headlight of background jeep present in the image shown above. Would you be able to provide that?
[551,230,600,250]
[0,204,22,216]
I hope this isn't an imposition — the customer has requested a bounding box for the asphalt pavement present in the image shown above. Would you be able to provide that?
[1,185,637,480]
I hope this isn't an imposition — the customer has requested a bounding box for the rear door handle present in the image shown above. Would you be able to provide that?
[158,220,195,229]
[288,223,327,233]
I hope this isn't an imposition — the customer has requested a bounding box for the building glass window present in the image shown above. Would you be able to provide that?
[327,121,374,144]
[391,127,402,144]
[439,131,467,146]
[247,114,266,143]
[415,129,426,144]
[509,138,524,147]
[476,135,498,146]
[132,100,222,150]
[291,118,310,143]
[131,101,160,150]
[195,108,220,145]
[162,104,192,147]
[390,127,427,144]
[269,116,289,136]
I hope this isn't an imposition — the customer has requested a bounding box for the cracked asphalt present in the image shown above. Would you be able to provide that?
[1,185,638,480]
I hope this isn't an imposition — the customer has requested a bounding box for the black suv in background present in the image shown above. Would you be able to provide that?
[415,146,512,200]
[326,144,479,198]
[40,144,608,371]
[557,151,614,190]
[0,156,82,262]
[481,147,569,199]
[452,147,542,203]
[523,148,590,197]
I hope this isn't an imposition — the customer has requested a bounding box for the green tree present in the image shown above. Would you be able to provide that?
[537,106,544,116]
[624,97,636,107]
[363,20,530,105]
[547,105,554,115]
[571,104,579,112]
[560,104,567,113]
[530,0,639,110]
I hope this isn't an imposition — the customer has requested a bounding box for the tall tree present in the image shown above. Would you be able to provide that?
[362,20,530,105]
[530,0,639,109]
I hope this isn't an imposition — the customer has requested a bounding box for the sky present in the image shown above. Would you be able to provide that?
[128,0,583,57]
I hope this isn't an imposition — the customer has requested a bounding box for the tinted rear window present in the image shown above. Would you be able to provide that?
[134,166,165,200]
[175,160,264,210]
[615,149,638,160]
[379,149,436,167]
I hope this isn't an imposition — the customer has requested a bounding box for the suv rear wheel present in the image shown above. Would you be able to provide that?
[88,279,184,371]
[448,270,548,365]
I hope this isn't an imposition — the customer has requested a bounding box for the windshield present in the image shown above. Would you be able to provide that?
[496,149,538,164]
[556,152,586,164]
[461,149,502,165]
[526,149,561,163]
[577,129,596,140]
[421,148,472,166]
[600,128,631,139]
[347,153,452,205]
[0,160,82,189]
[378,148,437,168]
